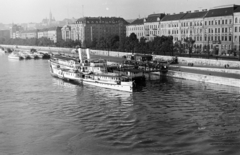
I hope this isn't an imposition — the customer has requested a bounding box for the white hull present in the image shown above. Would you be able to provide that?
[8,54,23,60]
[82,79,132,92]
[50,66,132,92]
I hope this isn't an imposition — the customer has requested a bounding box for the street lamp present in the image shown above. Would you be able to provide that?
[205,34,210,59]
[239,39,240,61]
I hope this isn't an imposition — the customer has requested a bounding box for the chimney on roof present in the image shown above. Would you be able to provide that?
[180,12,184,14]
[194,10,199,12]
[202,9,207,11]
[187,11,191,13]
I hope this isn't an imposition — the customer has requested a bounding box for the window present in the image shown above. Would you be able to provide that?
[222,20,224,24]
[225,28,228,33]
[235,18,238,23]
[225,19,228,24]
[225,36,227,41]
[235,27,238,32]
[229,36,231,41]
[222,36,224,41]
[222,28,224,33]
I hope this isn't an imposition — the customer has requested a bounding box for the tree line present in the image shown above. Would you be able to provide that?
[0,33,195,56]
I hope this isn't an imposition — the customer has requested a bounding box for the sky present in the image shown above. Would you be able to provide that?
[0,0,240,24]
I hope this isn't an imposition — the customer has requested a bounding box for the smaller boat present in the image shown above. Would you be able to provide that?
[33,52,44,59]
[19,51,30,59]
[8,52,23,60]
[0,48,5,55]
[24,51,37,59]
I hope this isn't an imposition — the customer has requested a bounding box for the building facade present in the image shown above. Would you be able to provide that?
[126,18,144,40]
[144,13,165,41]
[10,24,24,39]
[19,30,38,39]
[62,17,128,46]
[37,27,62,43]
[234,7,240,52]
[203,5,237,55]
[0,30,10,40]
[47,27,62,43]
[180,10,207,53]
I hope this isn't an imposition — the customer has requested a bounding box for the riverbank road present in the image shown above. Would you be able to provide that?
[169,64,240,80]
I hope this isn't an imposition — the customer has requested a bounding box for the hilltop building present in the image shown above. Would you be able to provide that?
[41,11,59,27]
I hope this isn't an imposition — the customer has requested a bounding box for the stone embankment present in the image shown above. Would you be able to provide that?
[2,44,240,88]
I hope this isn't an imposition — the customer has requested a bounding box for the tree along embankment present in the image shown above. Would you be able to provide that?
[2,44,240,68]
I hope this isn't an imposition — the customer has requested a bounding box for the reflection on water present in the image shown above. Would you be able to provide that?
[1,54,240,155]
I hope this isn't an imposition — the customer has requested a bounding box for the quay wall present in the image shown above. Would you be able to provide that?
[152,71,240,88]
[2,44,240,68]
[171,65,240,74]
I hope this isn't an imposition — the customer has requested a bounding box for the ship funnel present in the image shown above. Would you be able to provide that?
[78,48,82,62]
[86,48,90,59]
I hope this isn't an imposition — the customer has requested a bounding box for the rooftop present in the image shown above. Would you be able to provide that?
[76,17,128,24]
[145,13,165,23]
[161,13,186,21]
[128,18,144,25]
[205,5,240,18]
[181,11,208,19]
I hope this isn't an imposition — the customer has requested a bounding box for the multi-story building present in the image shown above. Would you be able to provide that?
[47,27,62,43]
[180,10,207,53]
[126,18,144,40]
[19,30,38,39]
[37,27,62,43]
[61,24,72,41]
[0,30,10,39]
[203,5,239,55]
[157,4,240,55]
[38,28,48,38]
[62,17,128,46]
[144,13,165,41]
[234,7,240,52]
[10,24,24,38]
[160,13,186,42]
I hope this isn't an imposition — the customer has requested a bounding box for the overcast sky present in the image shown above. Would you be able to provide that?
[1,0,240,24]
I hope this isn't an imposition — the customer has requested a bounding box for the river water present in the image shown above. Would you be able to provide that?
[1,54,240,155]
